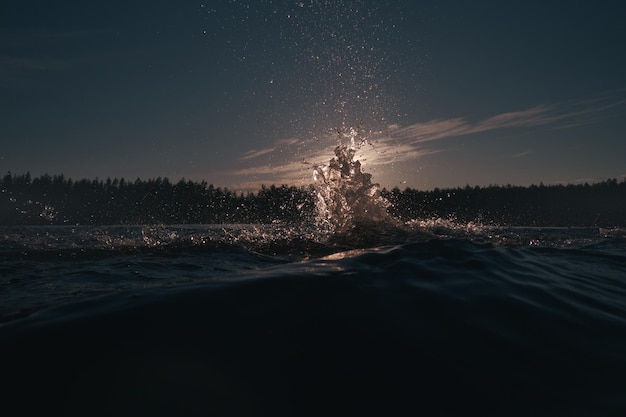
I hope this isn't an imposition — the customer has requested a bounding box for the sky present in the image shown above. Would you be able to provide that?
[1,0,625,192]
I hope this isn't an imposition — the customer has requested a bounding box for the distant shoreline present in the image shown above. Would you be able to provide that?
[2,173,625,227]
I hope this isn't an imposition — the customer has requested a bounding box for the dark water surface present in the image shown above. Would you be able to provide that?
[1,224,626,416]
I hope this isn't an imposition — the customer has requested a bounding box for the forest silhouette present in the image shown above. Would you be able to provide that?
[1,172,625,227]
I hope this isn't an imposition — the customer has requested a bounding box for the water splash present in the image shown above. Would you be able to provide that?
[312,127,392,238]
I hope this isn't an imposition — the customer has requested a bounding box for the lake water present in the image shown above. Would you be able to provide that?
[2,222,625,416]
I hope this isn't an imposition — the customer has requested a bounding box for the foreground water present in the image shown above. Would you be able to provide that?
[1,222,625,416]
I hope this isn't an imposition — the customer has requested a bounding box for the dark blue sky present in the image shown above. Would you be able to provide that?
[2,0,625,191]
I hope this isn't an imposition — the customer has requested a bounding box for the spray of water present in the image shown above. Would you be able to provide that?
[312,127,391,238]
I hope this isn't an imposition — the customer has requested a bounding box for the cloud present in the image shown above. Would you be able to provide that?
[388,118,469,144]
[0,29,137,89]
[385,94,626,148]
[240,147,276,160]
[232,161,309,177]
[475,105,555,130]
[507,150,533,159]
[239,138,302,161]
[388,104,564,145]
[0,54,73,88]
[239,137,302,161]
[227,94,626,190]
[276,137,299,146]
[351,140,442,165]
[225,160,314,192]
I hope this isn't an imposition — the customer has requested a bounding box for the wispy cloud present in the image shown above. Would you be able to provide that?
[388,97,625,146]
[275,137,299,146]
[0,29,124,89]
[388,104,572,145]
[232,160,310,177]
[388,117,469,143]
[239,137,301,161]
[240,148,276,160]
[476,105,555,130]
[227,94,626,190]
[507,150,533,159]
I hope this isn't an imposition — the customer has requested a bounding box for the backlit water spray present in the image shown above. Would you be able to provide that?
[312,126,392,238]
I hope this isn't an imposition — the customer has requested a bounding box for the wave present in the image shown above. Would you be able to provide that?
[2,237,625,416]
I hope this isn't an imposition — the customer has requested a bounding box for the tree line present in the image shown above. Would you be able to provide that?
[382,179,626,227]
[0,173,316,225]
[1,172,625,227]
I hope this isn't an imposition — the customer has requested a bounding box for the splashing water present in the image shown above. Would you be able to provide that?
[312,127,392,238]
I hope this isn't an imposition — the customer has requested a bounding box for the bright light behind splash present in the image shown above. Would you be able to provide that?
[201,1,426,194]
[312,127,392,236]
